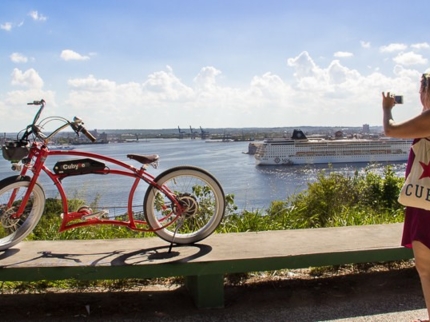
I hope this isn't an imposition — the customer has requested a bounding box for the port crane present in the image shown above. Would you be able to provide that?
[189,126,199,139]
[178,126,186,139]
[200,126,210,140]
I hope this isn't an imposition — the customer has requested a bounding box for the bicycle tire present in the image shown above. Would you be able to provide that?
[0,176,45,251]
[144,166,225,244]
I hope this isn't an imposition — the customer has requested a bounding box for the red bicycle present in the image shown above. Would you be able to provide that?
[0,100,225,250]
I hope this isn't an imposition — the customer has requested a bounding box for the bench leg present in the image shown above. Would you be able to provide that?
[185,274,224,309]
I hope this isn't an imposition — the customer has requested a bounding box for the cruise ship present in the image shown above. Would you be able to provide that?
[254,130,412,166]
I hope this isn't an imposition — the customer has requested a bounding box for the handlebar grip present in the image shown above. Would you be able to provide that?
[27,100,45,106]
[80,127,96,142]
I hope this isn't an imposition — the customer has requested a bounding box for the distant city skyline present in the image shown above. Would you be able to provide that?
[1,1,430,132]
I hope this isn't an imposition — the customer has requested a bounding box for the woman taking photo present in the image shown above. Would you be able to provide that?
[382,73,430,322]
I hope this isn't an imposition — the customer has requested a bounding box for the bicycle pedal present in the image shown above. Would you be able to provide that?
[82,210,109,221]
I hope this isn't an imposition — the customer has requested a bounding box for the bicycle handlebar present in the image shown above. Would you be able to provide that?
[27,100,45,106]
[20,99,96,143]
[80,126,96,142]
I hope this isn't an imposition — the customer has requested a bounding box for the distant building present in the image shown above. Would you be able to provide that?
[362,124,370,133]
[98,131,108,141]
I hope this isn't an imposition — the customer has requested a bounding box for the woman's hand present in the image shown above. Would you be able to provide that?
[382,92,396,111]
[382,90,430,138]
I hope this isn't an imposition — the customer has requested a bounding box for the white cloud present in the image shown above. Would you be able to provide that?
[1,11,43,32]
[0,89,56,130]
[280,51,422,126]
[60,49,90,61]
[393,51,428,66]
[62,57,377,129]
[411,42,430,49]
[287,51,321,79]
[327,60,359,84]
[1,51,426,131]
[66,67,195,112]
[334,51,353,58]
[1,22,12,31]
[380,43,407,53]
[360,41,370,48]
[11,68,44,89]
[68,75,116,92]
[10,53,28,63]
[193,66,222,90]
[142,66,194,100]
[28,11,47,22]
[249,72,290,102]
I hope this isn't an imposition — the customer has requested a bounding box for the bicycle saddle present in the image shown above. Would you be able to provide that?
[127,154,159,165]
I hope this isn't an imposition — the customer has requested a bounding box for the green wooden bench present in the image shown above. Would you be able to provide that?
[0,223,413,309]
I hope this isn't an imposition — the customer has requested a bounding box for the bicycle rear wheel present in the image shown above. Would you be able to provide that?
[0,176,45,251]
[144,166,225,244]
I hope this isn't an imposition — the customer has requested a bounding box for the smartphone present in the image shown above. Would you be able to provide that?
[394,95,403,104]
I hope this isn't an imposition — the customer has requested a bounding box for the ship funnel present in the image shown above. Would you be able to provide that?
[291,129,307,140]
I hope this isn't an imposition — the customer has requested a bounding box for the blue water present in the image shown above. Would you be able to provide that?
[0,139,407,212]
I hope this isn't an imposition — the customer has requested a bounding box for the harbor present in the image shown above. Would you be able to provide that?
[0,138,408,212]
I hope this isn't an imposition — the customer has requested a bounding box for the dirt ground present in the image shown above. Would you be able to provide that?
[0,265,426,322]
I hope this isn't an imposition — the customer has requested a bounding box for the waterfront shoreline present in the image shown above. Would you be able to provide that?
[0,139,408,212]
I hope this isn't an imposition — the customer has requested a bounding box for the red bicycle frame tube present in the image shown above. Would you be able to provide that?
[14,142,183,232]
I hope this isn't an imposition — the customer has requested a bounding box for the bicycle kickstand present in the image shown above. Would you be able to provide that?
[168,217,185,253]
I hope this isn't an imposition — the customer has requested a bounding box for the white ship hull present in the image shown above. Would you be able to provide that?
[255,137,412,166]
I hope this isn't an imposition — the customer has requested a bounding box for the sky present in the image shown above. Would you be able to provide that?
[1,0,430,132]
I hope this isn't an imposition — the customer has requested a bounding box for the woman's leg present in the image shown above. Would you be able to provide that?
[412,240,430,321]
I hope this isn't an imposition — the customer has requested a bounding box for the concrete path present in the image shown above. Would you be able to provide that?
[0,264,426,321]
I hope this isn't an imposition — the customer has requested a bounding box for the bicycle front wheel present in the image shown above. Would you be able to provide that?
[0,176,46,251]
[144,166,225,244]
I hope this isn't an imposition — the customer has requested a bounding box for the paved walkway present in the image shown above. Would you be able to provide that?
[1,266,426,321]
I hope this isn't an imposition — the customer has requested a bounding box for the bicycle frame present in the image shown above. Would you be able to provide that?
[13,141,184,233]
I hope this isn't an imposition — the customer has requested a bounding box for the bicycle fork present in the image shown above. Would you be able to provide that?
[9,159,42,219]
[9,146,48,219]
